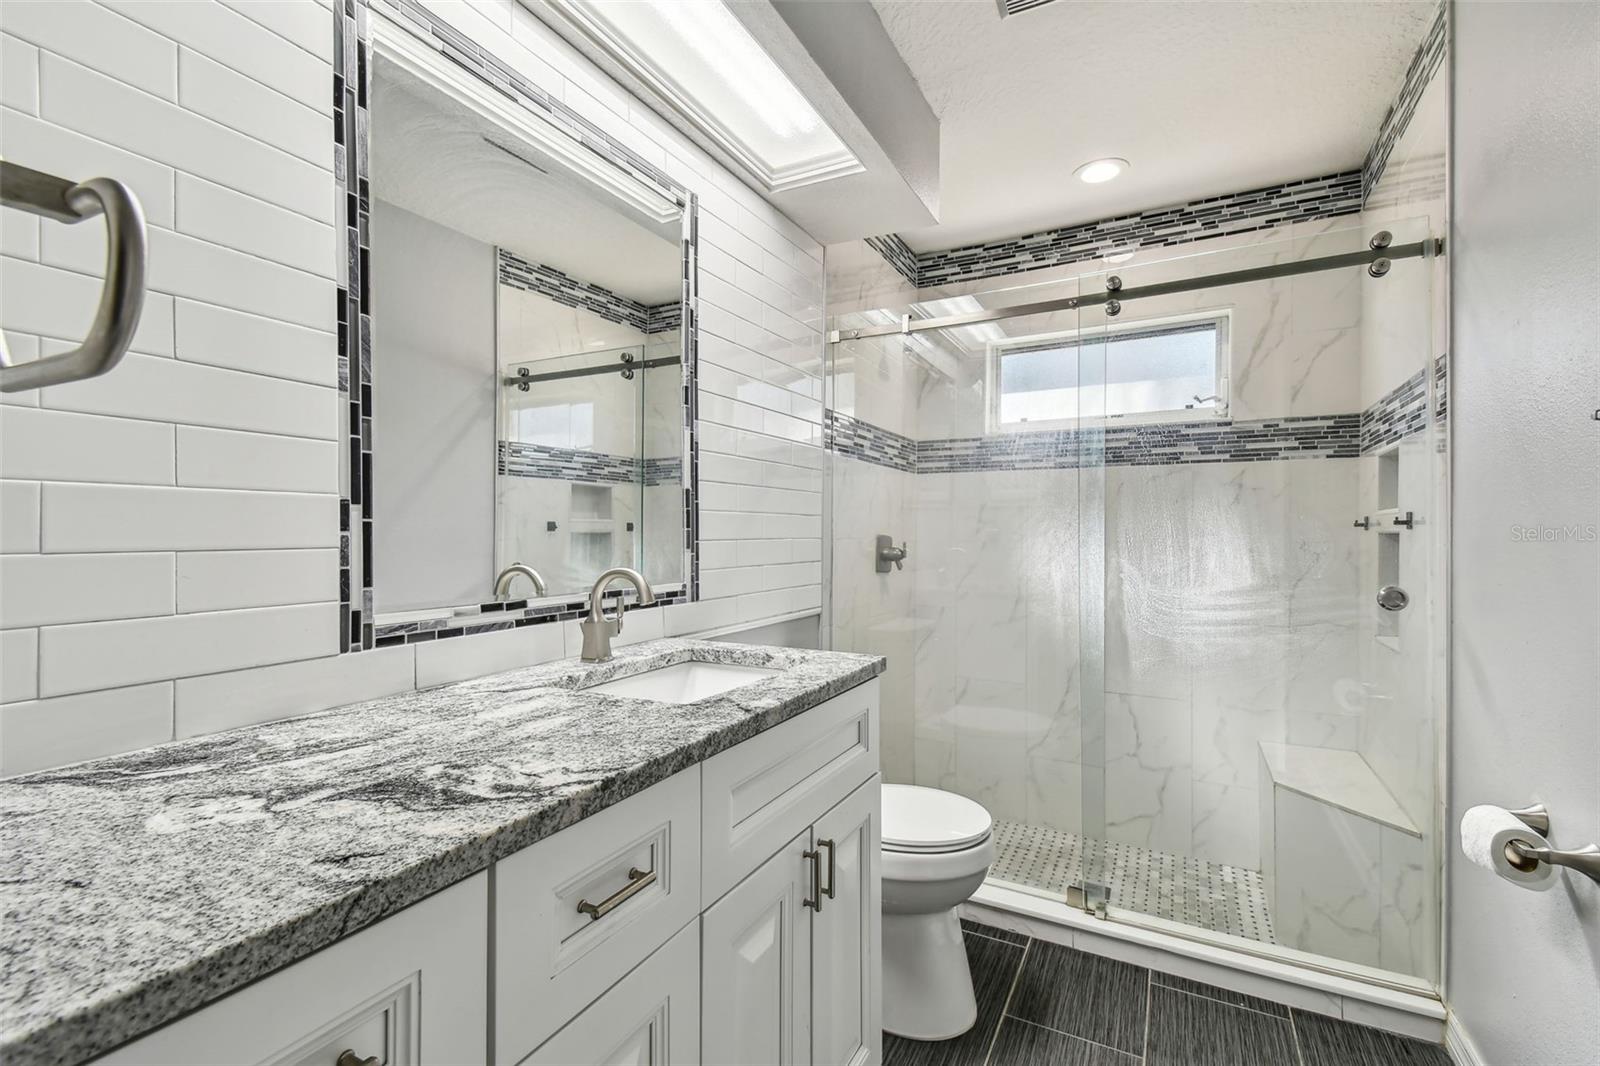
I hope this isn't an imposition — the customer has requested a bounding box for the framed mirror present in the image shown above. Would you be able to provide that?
[334,1,698,652]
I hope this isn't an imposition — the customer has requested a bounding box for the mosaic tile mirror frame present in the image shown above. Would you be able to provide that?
[334,0,700,653]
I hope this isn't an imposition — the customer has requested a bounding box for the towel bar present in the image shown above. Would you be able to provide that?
[0,160,147,392]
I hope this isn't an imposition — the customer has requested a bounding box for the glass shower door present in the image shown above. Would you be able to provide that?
[1081,223,1442,984]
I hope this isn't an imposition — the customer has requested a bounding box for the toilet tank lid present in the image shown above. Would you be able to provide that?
[881,784,993,851]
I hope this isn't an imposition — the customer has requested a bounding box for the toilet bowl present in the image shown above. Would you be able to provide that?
[880,784,995,1041]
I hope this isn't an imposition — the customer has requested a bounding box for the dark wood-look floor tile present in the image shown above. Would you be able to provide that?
[1146,986,1299,1066]
[1292,1009,1452,1066]
[987,1018,1141,1066]
[1003,940,1149,1055]
[1152,970,1291,1017]
[961,917,1030,945]
[883,931,1024,1066]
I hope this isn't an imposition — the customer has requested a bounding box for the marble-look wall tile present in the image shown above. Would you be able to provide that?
[1104,465,1193,701]
[1378,826,1431,977]
[1272,788,1381,966]
[1104,692,1192,855]
[1192,780,1259,869]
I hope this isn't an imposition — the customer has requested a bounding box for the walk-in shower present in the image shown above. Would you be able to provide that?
[826,217,1447,995]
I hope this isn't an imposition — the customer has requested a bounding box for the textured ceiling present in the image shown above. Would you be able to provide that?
[871,0,1434,251]
[370,55,682,304]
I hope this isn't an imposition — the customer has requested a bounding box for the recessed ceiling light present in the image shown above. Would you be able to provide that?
[1074,157,1128,184]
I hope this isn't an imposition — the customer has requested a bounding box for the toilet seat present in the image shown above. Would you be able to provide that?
[882,784,994,854]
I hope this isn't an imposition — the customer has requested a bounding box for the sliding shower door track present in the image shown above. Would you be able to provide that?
[828,238,1441,342]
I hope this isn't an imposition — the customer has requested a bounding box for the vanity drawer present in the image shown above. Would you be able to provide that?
[494,768,701,1064]
[700,678,879,904]
[516,918,700,1066]
[94,874,487,1066]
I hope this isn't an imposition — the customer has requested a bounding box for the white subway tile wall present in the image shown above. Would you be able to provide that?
[0,0,824,774]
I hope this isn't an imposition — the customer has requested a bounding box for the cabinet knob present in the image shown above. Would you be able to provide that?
[337,1051,380,1066]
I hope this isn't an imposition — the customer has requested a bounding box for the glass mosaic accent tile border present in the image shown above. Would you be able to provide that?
[824,411,918,473]
[874,172,1363,290]
[498,250,680,334]
[1363,1,1448,198]
[865,233,919,288]
[1359,367,1429,455]
[498,442,684,486]
[831,357,1445,474]
[371,587,687,647]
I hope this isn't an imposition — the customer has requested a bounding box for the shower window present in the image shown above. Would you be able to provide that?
[986,310,1230,430]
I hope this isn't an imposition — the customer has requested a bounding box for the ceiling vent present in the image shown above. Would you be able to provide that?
[995,0,1059,17]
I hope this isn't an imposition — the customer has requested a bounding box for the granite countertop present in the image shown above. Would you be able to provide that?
[0,639,885,1066]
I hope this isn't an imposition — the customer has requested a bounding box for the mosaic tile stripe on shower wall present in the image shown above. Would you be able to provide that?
[1359,367,1429,454]
[915,413,1362,473]
[864,233,919,288]
[893,171,1363,289]
[498,250,679,334]
[824,411,918,472]
[1363,0,1448,198]
[496,442,684,486]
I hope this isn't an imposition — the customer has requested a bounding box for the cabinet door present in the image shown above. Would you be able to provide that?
[701,829,815,1066]
[810,775,882,1066]
[518,919,699,1066]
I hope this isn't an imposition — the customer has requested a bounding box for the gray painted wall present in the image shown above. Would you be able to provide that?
[1448,4,1599,1062]
[371,200,497,613]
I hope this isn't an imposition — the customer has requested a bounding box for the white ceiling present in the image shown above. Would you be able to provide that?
[370,55,682,305]
[871,0,1434,251]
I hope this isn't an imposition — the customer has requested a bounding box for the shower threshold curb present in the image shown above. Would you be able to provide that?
[962,881,1446,1045]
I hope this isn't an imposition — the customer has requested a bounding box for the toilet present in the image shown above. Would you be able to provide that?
[880,784,996,1041]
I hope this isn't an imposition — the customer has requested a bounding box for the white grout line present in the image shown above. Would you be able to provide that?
[1154,981,1293,1022]
[1289,1007,1308,1066]
[1002,1016,1140,1063]
[981,937,1030,1066]
[1142,970,1153,1064]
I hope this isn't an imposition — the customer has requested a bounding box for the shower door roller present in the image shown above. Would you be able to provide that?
[1377,585,1410,612]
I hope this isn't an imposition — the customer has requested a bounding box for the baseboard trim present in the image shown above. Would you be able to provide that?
[1445,1012,1487,1066]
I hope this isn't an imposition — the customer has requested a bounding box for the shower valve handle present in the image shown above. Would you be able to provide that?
[875,534,908,573]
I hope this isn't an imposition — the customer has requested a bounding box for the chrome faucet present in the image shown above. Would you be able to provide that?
[493,563,548,601]
[580,567,655,662]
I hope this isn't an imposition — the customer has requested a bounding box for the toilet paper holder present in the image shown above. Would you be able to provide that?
[1502,803,1600,884]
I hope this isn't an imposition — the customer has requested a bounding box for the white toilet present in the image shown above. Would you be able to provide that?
[880,784,996,1040]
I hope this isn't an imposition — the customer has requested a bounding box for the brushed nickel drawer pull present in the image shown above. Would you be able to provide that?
[577,866,656,921]
[818,838,836,899]
[336,1051,380,1066]
[803,848,822,911]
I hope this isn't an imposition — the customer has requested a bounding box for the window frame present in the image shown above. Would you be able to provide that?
[984,308,1232,433]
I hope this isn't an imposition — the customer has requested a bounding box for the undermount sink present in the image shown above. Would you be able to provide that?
[585,660,779,704]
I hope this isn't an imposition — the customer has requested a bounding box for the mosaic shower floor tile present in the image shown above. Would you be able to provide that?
[988,819,1276,944]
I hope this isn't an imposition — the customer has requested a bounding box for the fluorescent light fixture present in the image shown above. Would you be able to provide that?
[1074,157,1129,184]
[545,0,863,192]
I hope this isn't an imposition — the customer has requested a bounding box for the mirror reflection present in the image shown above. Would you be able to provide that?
[367,45,689,619]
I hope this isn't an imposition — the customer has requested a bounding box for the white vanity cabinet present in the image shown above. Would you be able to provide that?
[702,775,881,1066]
[95,874,489,1066]
[87,679,880,1066]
